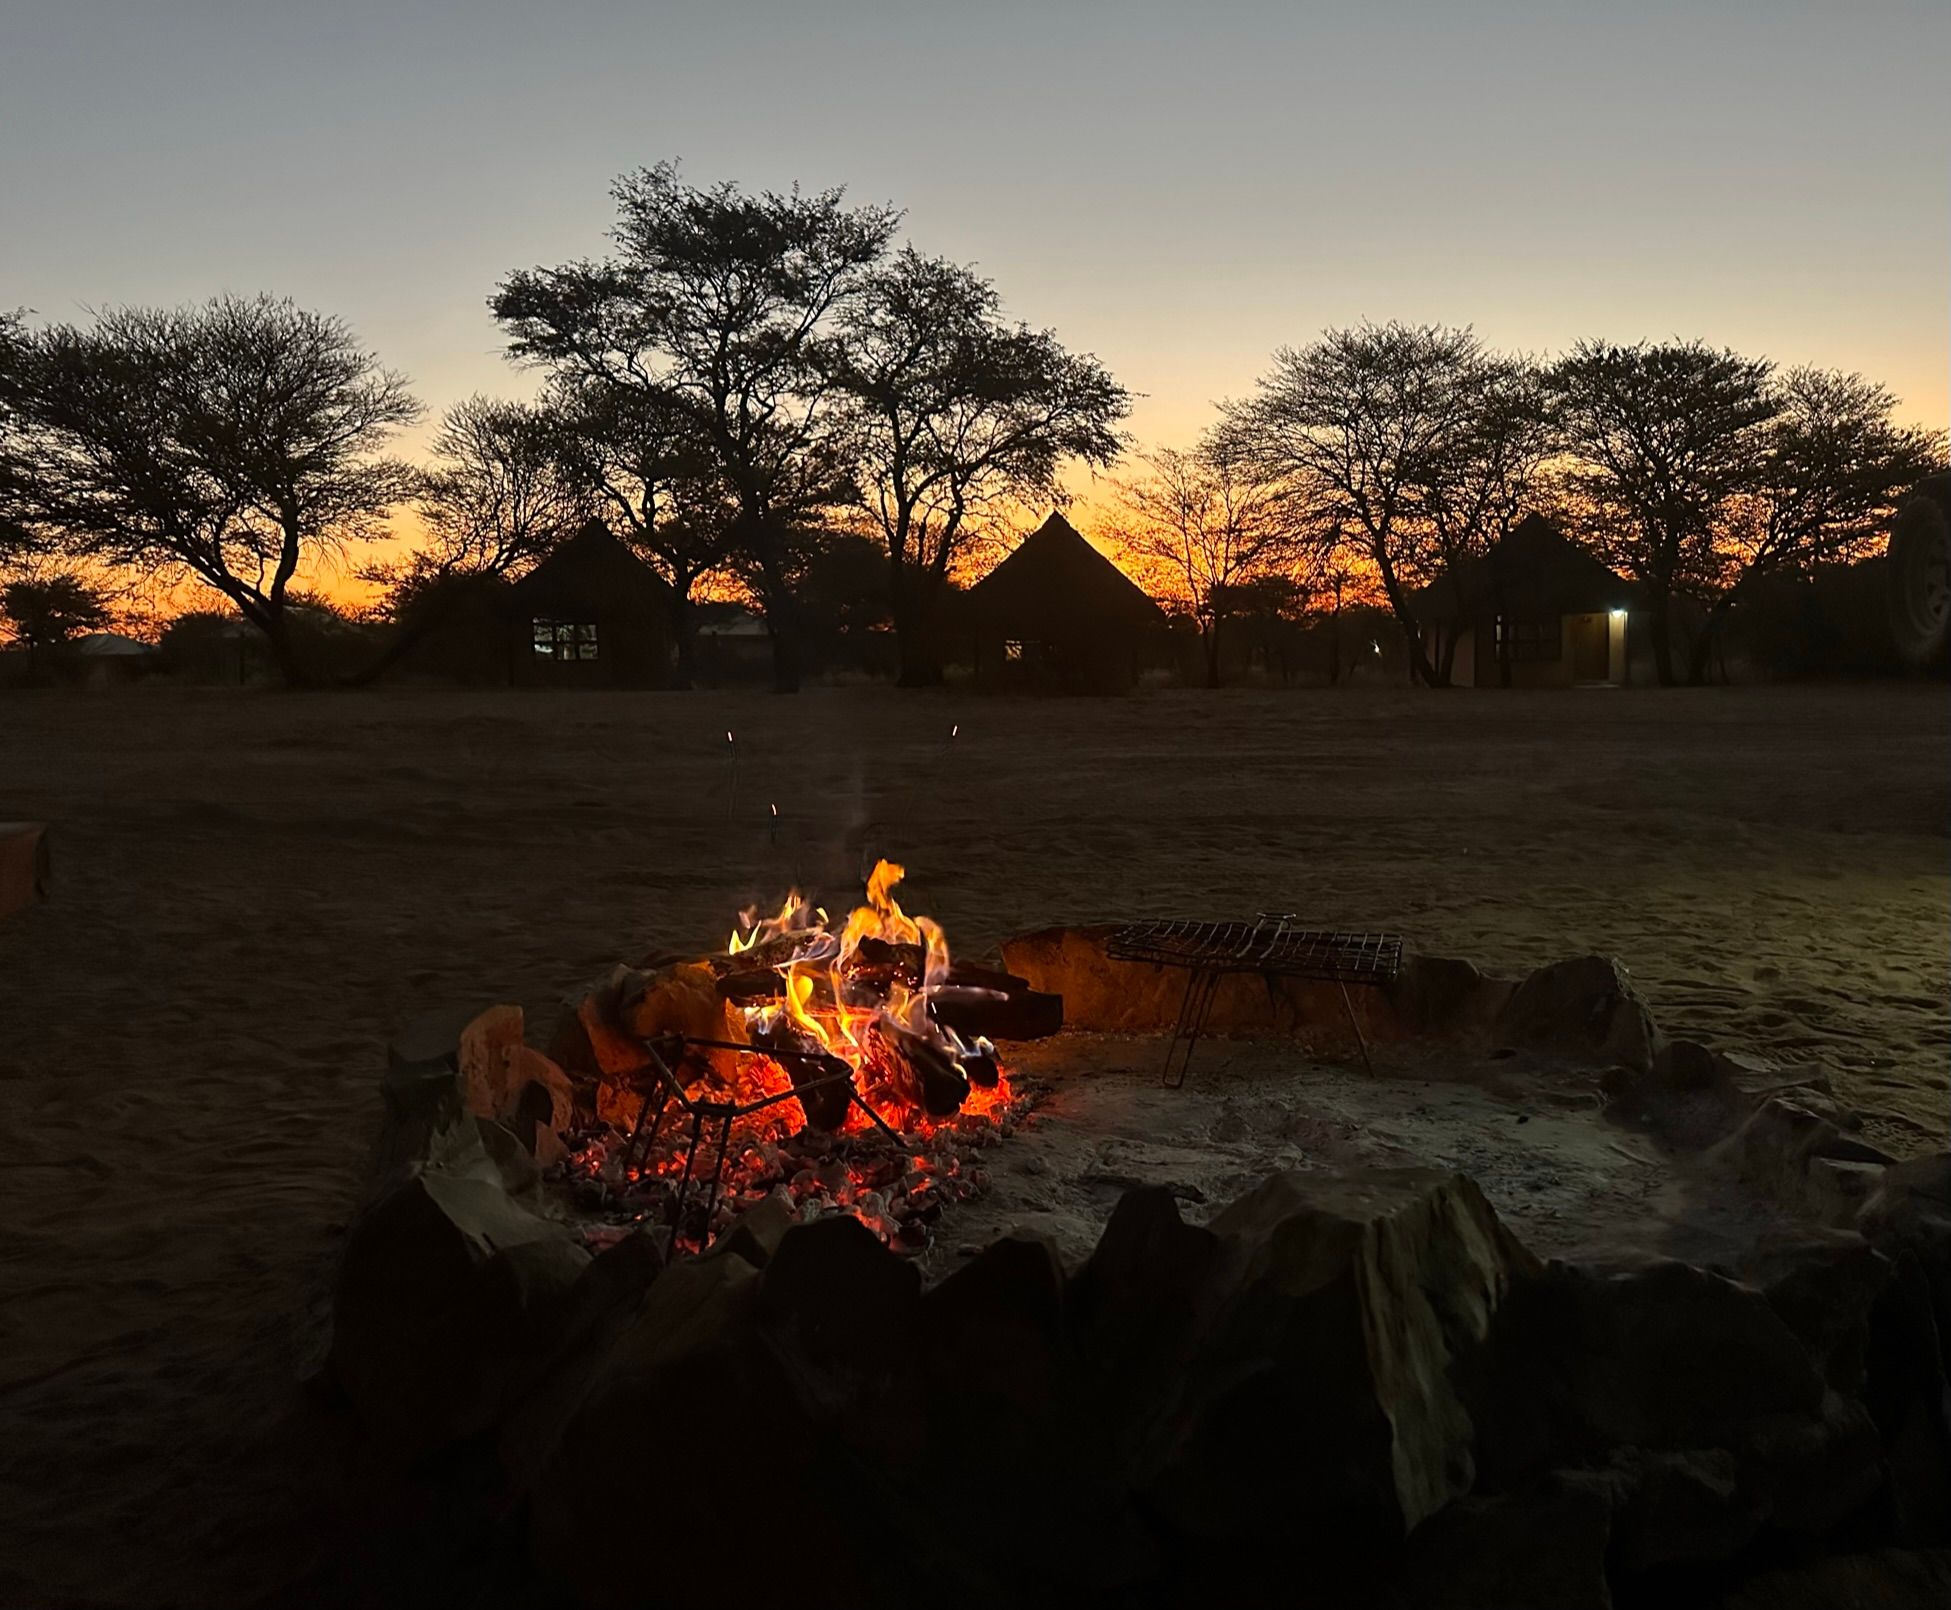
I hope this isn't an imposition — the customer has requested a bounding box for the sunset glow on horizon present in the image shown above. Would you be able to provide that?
[6,0,1945,613]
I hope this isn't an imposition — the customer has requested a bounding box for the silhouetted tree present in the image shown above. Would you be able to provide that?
[1547,339,1776,685]
[834,249,1129,685]
[353,394,587,682]
[1416,354,1554,684]
[0,295,418,684]
[790,530,896,670]
[2,570,110,671]
[416,395,587,577]
[493,163,899,691]
[1683,367,1943,682]
[549,378,739,687]
[1216,322,1484,686]
[0,310,39,564]
[1105,443,1308,687]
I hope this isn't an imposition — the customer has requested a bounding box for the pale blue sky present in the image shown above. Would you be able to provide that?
[5,0,1946,459]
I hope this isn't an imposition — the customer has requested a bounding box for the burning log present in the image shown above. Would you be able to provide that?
[748,1019,855,1132]
[871,1018,970,1118]
[928,982,1063,1043]
[704,952,1062,1043]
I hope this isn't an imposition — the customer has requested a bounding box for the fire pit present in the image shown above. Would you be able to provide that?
[550,859,1057,1254]
[330,908,1951,1610]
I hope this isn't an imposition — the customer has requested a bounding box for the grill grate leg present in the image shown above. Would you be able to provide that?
[1337,979,1376,1078]
[1162,966,1222,1089]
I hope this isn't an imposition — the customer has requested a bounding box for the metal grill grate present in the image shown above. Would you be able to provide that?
[1106,918,1403,985]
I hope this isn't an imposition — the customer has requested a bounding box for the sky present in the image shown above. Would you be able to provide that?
[4,0,1946,598]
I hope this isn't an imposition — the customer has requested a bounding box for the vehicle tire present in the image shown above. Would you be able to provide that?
[1887,475,1951,673]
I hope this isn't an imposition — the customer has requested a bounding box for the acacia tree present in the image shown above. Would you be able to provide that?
[1415,354,1555,684]
[1216,322,1485,686]
[1683,367,1942,682]
[833,249,1129,685]
[1105,443,1306,687]
[1547,339,1777,685]
[354,394,588,681]
[1,571,110,672]
[0,295,418,684]
[549,378,739,687]
[0,310,38,565]
[414,395,587,577]
[493,163,899,692]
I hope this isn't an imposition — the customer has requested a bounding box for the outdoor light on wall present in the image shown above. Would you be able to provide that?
[1610,608,1627,621]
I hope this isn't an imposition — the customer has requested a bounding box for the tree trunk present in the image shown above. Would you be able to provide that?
[1376,564,1440,687]
[669,587,696,690]
[1647,592,1677,686]
[343,605,439,687]
[1688,593,1737,687]
[891,561,944,687]
[746,518,801,694]
[1203,619,1222,689]
[1437,622,1460,687]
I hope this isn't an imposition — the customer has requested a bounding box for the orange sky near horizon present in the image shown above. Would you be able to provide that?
[8,0,1944,629]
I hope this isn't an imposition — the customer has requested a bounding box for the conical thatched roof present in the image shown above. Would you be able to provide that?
[1417,514,1641,621]
[513,520,671,615]
[968,512,1166,638]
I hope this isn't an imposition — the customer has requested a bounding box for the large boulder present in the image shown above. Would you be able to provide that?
[1492,954,1664,1072]
[532,1214,944,1610]
[1143,1168,1539,1551]
[1541,1258,1827,1452]
[1384,954,1516,1040]
[1711,1097,1894,1224]
[1859,1155,1951,1351]
[1718,1548,1951,1610]
[330,1162,591,1463]
[546,969,656,1090]
[1380,1472,1616,1610]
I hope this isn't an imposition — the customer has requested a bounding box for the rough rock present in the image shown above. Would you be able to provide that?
[1541,1258,1827,1452]
[1864,1248,1951,1545]
[545,970,654,1089]
[456,1003,525,1119]
[1381,1471,1616,1610]
[502,1044,574,1133]
[330,1167,590,1463]
[531,1215,946,1610]
[1149,1168,1539,1550]
[1603,1446,1760,1573]
[1712,1097,1895,1223]
[1859,1155,1951,1350]
[1492,954,1664,1071]
[922,1232,1065,1461]
[755,1215,925,1465]
[498,1228,664,1490]
[1718,1549,1951,1610]
[529,1241,787,1604]
[1384,954,1516,1040]
[1741,1228,1891,1392]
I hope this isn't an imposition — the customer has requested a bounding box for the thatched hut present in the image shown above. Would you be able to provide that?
[966,512,1168,691]
[1416,515,1643,687]
[508,521,675,688]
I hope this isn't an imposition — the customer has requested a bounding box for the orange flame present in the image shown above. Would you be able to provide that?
[727,859,1005,1128]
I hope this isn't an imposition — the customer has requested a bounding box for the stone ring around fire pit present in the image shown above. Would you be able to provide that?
[324,923,1951,1610]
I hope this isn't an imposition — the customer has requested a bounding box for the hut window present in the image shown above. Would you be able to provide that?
[533,619,600,661]
[1493,616,1560,662]
[1004,639,1025,662]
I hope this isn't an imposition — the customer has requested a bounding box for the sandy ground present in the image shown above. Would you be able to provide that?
[1,681,1946,1607]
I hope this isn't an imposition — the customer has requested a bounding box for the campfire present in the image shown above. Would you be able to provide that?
[558,860,1059,1253]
